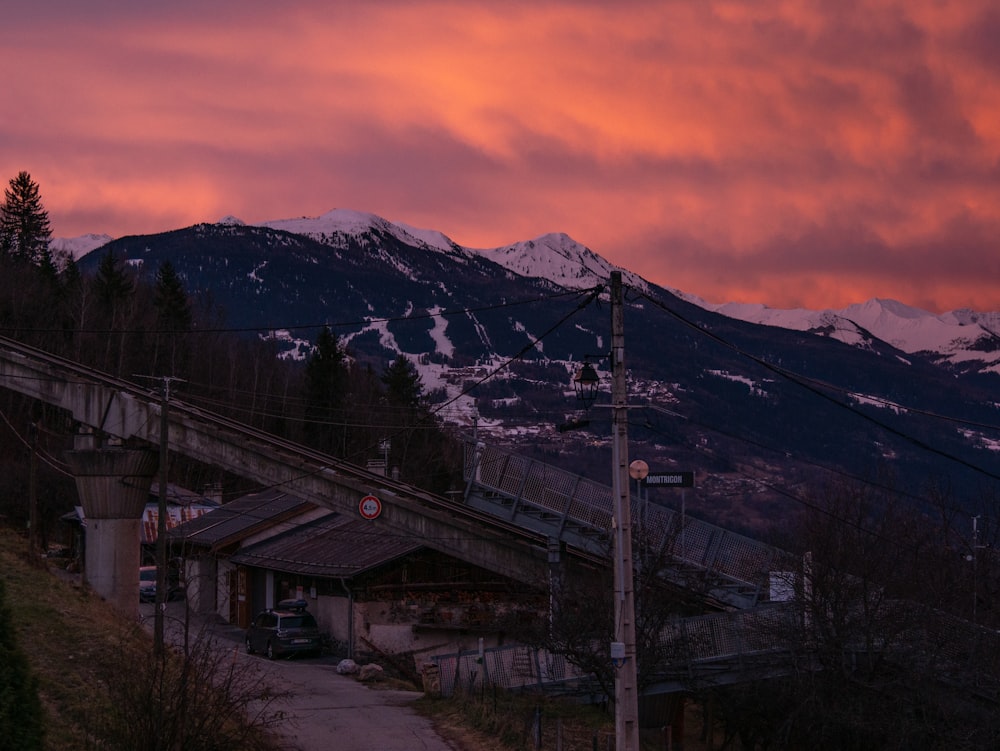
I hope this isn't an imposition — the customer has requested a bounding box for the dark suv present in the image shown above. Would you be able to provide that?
[245,599,321,659]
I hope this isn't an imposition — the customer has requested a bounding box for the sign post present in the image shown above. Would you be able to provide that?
[641,471,694,558]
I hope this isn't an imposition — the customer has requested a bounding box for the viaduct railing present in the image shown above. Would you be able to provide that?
[464,440,794,608]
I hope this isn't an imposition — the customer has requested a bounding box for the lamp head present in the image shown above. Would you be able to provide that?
[573,361,600,408]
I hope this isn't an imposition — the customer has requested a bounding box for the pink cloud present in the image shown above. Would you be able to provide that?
[1,0,998,312]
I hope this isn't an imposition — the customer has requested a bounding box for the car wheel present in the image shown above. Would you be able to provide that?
[266,641,275,660]
[245,637,254,654]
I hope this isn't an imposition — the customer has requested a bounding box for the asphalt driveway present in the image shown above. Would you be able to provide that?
[142,602,461,751]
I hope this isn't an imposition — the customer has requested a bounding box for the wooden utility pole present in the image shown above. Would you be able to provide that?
[610,270,641,751]
[153,376,182,654]
[28,419,39,558]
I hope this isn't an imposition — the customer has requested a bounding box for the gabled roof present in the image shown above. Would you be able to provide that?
[167,489,315,550]
[229,512,422,578]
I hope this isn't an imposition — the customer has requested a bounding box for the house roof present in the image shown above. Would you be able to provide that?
[167,489,315,550]
[229,513,422,578]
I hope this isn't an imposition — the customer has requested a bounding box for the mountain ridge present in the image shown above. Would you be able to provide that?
[57,209,1000,374]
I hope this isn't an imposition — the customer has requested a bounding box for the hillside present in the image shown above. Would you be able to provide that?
[2,529,121,749]
[0,528,281,750]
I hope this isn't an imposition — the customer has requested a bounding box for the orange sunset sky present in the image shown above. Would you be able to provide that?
[3,1,999,313]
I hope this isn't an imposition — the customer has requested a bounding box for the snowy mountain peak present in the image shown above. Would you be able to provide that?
[49,233,114,260]
[476,232,648,292]
[260,209,463,255]
[839,298,929,323]
[262,208,390,238]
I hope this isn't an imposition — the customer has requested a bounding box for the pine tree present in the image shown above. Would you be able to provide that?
[153,261,192,333]
[381,354,424,409]
[303,327,349,455]
[0,171,53,267]
[153,260,193,375]
[92,250,136,374]
[93,250,134,313]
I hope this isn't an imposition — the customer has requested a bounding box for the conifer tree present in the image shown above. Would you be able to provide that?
[0,171,53,268]
[93,250,134,313]
[381,354,423,409]
[92,250,136,374]
[153,260,192,333]
[152,260,193,375]
[303,327,349,455]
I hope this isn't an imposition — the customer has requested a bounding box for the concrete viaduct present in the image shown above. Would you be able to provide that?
[0,335,564,611]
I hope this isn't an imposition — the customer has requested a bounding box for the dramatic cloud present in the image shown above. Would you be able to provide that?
[3,0,998,312]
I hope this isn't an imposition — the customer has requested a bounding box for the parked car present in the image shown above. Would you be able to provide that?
[138,564,185,603]
[245,599,321,659]
[139,566,158,603]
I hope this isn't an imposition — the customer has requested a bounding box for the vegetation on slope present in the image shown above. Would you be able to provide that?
[0,527,285,751]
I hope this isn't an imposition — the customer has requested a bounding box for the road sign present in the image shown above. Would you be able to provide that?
[359,494,382,520]
[643,472,694,488]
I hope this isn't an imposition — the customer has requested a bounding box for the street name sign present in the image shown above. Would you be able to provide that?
[643,472,694,488]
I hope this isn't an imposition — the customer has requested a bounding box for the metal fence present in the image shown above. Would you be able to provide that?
[430,606,801,698]
[431,643,594,698]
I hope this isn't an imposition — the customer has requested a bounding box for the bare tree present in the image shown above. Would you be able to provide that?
[89,620,289,751]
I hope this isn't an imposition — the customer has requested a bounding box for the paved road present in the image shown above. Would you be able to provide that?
[142,602,461,751]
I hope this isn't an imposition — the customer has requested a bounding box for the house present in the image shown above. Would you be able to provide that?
[168,490,546,663]
[60,483,220,571]
[165,488,326,623]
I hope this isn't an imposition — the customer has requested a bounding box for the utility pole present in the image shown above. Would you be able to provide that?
[972,515,982,626]
[610,270,640,751]
[152,376,182,655]
[28,419,39,558]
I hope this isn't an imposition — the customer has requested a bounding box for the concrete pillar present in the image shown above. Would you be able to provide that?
[64,443,158,616]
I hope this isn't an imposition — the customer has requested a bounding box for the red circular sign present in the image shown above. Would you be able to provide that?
[359,495,382,520]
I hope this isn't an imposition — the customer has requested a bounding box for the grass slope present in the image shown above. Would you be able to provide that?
[1,527,131,749]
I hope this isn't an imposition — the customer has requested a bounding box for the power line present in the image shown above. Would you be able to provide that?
[634,287,1000,484]
[0,287,590,337]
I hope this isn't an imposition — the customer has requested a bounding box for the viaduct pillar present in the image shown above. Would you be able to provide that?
[64,433,158,616]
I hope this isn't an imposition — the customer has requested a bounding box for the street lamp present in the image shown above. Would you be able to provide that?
[573,360,600,408]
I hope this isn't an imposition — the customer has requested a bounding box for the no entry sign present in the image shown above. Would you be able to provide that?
[359,494,382,520]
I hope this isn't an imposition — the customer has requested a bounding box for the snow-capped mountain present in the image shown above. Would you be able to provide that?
[68,209,1000,526]
[252,210,1000,374]
[58,209,1000,374]
[261,208,464,256]
[699,297,1000,374]
[50,233,113,261]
